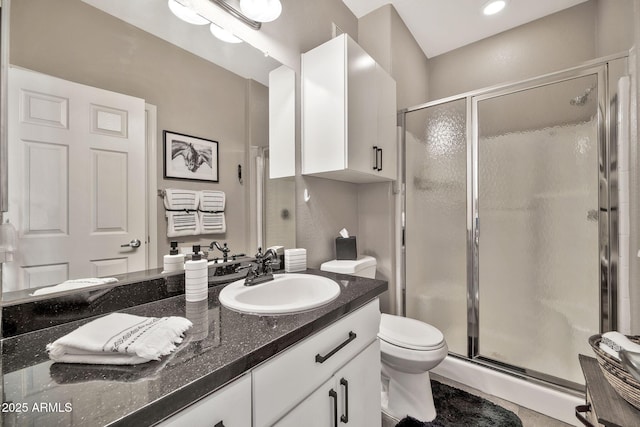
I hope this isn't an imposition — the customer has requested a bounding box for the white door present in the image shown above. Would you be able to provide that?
[4,67,146,292]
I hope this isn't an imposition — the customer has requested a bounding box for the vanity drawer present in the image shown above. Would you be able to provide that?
[252,299,381,427]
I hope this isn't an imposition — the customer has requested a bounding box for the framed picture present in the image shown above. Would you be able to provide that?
[164,131,219,182]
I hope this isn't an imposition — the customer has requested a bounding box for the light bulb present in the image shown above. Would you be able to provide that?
[168,0,209,25]
[240,0,282,23]
[209,23,243,44]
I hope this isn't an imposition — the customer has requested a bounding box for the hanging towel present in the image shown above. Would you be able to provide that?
[47,313,192,365]
[199,190,225,212]
[166,211,200,237]
[599,331,640,360]
[31,278,118,296]
[163,189,199,211]
[164,189,199,237]
[198,212,226,234]
[197,190,226,234]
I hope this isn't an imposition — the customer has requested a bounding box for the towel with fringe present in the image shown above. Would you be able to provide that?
[47,313,192,365]
[164,189,199,237]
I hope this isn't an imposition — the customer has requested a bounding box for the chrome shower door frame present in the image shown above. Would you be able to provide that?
[402,53,628,390]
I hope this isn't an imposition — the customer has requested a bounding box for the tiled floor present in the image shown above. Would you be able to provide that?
[381,373,572,427]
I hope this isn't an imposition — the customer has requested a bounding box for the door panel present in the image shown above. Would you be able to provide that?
[405,98,468,356]
[476,73,600,385]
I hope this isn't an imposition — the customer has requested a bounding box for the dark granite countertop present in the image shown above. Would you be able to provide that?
[1,269,386,427]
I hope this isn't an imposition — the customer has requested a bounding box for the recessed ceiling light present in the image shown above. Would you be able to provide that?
[168,0,209,25]
[482,0,507,16]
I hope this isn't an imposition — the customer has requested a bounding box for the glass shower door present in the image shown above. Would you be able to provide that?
[475,73,601,386]
[405,99,468,356]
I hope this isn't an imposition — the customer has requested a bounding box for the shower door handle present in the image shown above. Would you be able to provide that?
[587,209,598,222]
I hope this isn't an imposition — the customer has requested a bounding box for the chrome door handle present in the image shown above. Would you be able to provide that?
[121,239,141,248]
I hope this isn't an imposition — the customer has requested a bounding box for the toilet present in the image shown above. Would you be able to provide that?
[320,256,448,422]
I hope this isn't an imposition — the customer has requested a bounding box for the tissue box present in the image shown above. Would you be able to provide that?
[335,237,357,260]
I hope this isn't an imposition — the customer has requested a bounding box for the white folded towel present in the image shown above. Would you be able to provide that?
[163,189,199,211]
[599,331,640,360]
[198,212,226,234]
[199,190,225,212]
[47,313,193,365]
[31,278,118,296]
[166,211,199,237]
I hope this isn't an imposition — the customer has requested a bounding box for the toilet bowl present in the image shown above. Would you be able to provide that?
[319,256,448,422]
[378,313,447,421]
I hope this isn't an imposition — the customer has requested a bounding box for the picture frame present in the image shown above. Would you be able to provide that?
[163,130,219,182]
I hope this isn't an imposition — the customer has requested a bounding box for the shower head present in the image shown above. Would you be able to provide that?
[570,86,595,106]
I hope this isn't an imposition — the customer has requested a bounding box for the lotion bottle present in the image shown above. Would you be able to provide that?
[163,241,185,273]
[185,245,208,302]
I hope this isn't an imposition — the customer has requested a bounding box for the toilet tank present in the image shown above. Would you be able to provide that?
[320,256,377,279]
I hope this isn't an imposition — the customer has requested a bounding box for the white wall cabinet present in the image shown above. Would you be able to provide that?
[157,373,251,427]
[274,341,381,427]
[302,35,397,183]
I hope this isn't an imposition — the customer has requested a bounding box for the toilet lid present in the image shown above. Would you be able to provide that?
[378,314,445,351]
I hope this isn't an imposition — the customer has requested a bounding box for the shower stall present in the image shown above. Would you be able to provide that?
[402,54,629,390]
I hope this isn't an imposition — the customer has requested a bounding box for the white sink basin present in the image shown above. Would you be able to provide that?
[218,273,341,315]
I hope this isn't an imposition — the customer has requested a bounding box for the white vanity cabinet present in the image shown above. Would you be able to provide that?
[274,341,381,427]
[157,373,251,427]
[252,299,381,427]
[302,34,397,183]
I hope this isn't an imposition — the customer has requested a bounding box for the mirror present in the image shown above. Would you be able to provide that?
[1,0,296,301]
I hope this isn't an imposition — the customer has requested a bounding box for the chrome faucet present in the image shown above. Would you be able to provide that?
[239,247,278,286]
[209,241,230,262]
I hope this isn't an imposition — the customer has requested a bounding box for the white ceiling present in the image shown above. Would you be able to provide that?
[341,0,589,58]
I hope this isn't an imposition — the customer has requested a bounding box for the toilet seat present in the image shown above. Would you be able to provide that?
[378,314,445,351]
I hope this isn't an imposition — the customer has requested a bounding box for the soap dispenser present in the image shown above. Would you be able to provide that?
[163,241,185,273]
[185,245,208,302]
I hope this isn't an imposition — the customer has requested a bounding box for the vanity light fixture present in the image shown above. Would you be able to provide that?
[209,23,243,43]
[482,0,507,16]
[168,0,209,25]
[239,0,282,23]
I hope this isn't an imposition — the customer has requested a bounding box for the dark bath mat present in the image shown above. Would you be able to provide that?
[396,380,523,427]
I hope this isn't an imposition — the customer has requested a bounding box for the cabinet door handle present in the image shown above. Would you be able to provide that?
[377,148,383,172]
[575,404,594,427]
[372,146,379,170]
[340,378,349,423]
[214,422,225,427]
[315,331,357,364]
[329,389,338,427]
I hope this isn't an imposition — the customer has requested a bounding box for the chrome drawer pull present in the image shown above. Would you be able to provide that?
[315,331,357,364]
